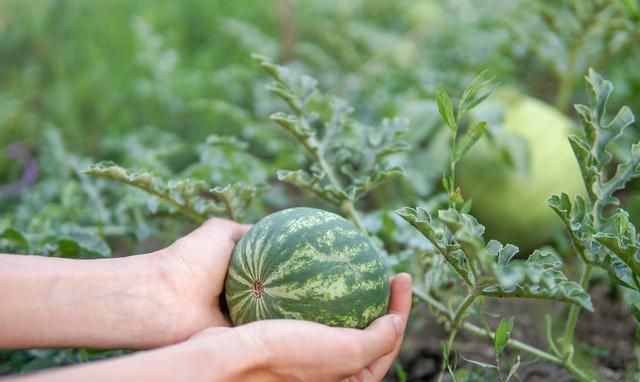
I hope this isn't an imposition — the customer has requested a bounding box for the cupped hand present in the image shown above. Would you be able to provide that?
[155,218,251,343]
[190,273,413,382]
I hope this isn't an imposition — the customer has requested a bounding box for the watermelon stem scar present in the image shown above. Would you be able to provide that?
[251,280,265,298]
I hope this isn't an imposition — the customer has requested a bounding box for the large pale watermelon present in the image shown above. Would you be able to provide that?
[457,90,585,252]
[224,207,390,329]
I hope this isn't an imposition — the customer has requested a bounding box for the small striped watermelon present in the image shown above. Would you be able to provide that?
[224,207,390,329]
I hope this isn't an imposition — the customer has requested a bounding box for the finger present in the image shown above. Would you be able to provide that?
[168,219,245,267]
[354,314,403,366]
[186,219,247,246]
[230,223,252,243]
[188,326,230,340]
[387,273,413,317]
[360,273,413,379]
[200,219,251,243]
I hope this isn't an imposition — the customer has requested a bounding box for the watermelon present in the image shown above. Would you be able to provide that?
[224,207,390,329]
[457,89,585,251]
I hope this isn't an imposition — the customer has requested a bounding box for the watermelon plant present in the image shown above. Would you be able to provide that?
[31,56,633,382]
[2,1,640,379]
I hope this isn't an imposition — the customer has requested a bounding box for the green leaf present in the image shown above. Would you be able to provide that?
[494,317,514,356]
[47,226,111,258]
[598,143,640,208]
[395,207,444,248]
[485,242,593,310]
[369,117,410,159]
[277,169,327,201]
[254,54,318,114]
[574,69,637,218]
[270,112,318,146]
[395,207,474,286]
[460,199,473,214]
[567,135,599,203]
[0,228,28,248]
[209,183,264,222]
[594,210,640,279]
[439,209,485,268]
[260,55,409,208]
[629,301,640,323]
[460,354,497,369]
[347,163,406,200]
[485,240,519,267]
[482,280,593,311]
[323,98,353,151]
[442,176,451,193]
[457,70,495,119]
[394,361,408,382]
[85,162,260,223]
[454,121,487,162]
[437,85,456,131]
[547,193,592,261]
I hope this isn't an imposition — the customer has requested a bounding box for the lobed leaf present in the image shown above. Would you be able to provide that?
[482,281,593,311]
[484,240,593,310]
[395,207,474,286]
[259,55,409,208]
[209,183,264,222]
[594,209,640,280]
[85,162,260,223]
[573,69,637,218]
[547,193,592,261]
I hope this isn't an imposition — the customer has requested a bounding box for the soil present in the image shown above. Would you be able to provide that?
[392,282,638,381]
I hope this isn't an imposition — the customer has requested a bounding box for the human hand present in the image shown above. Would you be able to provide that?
[0,218,249,350]
[154,218,251,343]
[189,272,412,382]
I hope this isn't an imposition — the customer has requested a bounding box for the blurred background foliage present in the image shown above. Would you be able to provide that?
[1,0,639,378]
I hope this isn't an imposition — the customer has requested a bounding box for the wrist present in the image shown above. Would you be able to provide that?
[188,328,269,382]
[89,253,184,348]
[147,241,236,345]
[133,249,206,346]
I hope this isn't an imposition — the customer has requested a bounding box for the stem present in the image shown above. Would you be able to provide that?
[342,200,367,233]
[412,289,596,381]
[276,0,296,63]
[561,263,592,353]
[448,128,458,209]
[222,195,237,222]
[554,64,576,112]
[412,287,450,318]
[317,150,368,234]
[436,292,479,382]
[565,360,598,382]
[149,190,206,224]
[459,321,562,365]
[121,181,207,224]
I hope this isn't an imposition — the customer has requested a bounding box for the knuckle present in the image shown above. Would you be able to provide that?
[345,342,367,371]
[203,217,233,229]
[382,333,397,354]
[237,325,273,368]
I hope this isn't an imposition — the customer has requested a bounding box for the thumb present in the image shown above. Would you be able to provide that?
[357,314,404,364]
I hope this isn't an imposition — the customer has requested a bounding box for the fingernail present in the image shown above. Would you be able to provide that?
[390,314,403,336]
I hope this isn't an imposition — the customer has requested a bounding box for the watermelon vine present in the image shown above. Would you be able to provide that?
[73,57,638,382]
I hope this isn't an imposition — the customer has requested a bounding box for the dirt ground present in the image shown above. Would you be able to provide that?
[393,282,637,381]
